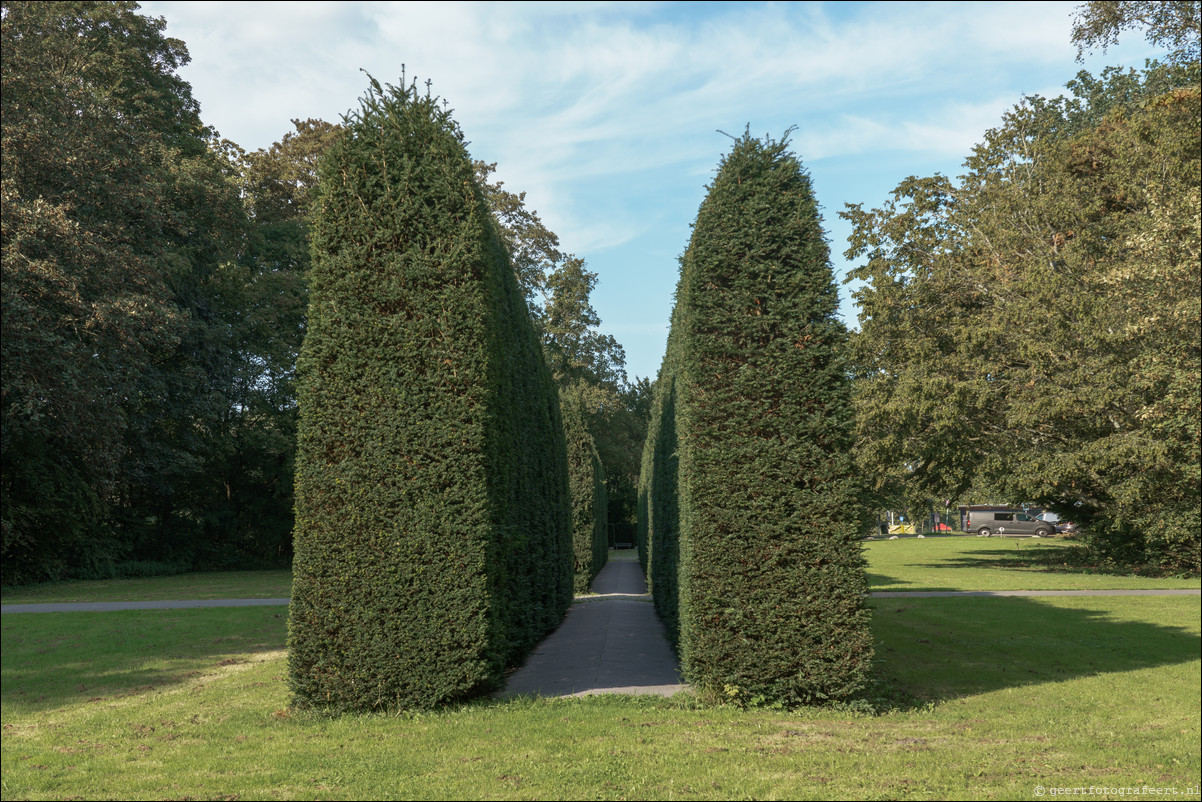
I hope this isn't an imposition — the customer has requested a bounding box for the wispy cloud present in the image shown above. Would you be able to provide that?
[144,0,1161,378]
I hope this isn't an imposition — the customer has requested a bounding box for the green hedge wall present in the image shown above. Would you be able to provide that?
[641,131,872,706]
[287,78,572,712]
[561,386,608,593]
[638,332,682,645]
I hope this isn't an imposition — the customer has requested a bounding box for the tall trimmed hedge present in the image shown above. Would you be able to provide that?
[561,386,608,593]
[639,132,872,706]
[638,327,682,643]
[288,78,572,712]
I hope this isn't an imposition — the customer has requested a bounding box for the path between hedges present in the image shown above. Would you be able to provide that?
[496,549,686,699]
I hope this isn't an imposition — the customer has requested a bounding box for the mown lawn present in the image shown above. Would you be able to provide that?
[3,537,1195,607]
[0,570,292,605]
[865,536,1201,591]
[2,590,1198,800]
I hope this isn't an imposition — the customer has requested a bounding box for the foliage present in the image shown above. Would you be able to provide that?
[561,386,608,593]
[287,75,571,712]
[0,0,246,583]
[474,162,647,534]
[843,63,1201,574]
[196,119,347,569]
[1072,0,1200,64]
[642,131,874,706]
[638,354,682,637]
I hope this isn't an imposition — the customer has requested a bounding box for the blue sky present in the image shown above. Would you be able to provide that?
[144,1,1159,381]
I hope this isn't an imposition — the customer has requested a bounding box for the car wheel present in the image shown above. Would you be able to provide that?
[977,527,992,537]
[1034,527,1051,538]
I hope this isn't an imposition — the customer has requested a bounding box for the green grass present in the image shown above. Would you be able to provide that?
[0,570,292,604]
[865,536,1201,591]
[3,596,1199,800]
[5,538,1195,606]
[2,542,1200,799]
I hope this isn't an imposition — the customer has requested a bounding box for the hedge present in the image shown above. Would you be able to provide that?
[640,131,873,706]
[287,77,571,712]
[562,386,608,593]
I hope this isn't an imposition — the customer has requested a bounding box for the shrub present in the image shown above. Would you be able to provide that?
[562,386,608,593]
[642,131,873,705]
[287,77,571,712]
[638,338,683,644]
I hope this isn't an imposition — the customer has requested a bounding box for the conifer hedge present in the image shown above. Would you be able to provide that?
[288,78,572,712]
[638,333,683,644]
[640,132,872,706]
[561,387,608,593]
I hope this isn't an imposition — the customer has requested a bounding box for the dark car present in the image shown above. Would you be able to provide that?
[966,509,1053,537]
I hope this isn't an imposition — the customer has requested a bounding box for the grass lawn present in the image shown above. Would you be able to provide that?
[865,536,1202,591]
[0,570,292,605]
[3,590,1199,799]
[4,538,1196,606]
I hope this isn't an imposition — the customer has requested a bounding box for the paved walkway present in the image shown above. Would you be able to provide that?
[497,551,686,698]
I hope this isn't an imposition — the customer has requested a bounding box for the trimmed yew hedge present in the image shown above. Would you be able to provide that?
[640,132,872,706]
[638,330,682,645]
[287,78,572,712]
[562,386,608,593]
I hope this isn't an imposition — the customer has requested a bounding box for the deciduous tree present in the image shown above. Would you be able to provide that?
[843,62,1200,573]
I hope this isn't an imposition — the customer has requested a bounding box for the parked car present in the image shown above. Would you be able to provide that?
[965,509,1053,537]
[1038,512,1078,535]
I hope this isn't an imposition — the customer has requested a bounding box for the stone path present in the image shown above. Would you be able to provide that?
[497,551,686,698]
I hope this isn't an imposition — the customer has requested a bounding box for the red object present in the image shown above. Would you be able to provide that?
[934,523,952,531]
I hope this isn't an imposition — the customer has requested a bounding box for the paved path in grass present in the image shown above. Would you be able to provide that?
[496,550,687,699]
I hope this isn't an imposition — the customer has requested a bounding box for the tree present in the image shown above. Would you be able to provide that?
[843,62,1200,573]
[1,0,243,582]
[288,75,571,712]
[193,119,345,566]
[643,131,873,706]
[473,161,565,315]
[1072,1,1200,64]
[475,161,644,535]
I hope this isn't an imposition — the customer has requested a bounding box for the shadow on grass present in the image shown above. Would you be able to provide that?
[867,594,1201,705]
[0,607,287,714]
[865,571,912,589]
[912,542,1182,579]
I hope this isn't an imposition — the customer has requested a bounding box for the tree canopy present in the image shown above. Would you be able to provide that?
[2,0,249,581]
[842,58,1200,572]
[1072,0,1200,64]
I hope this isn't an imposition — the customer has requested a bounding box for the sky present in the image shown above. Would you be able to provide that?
[142,0,1159,382]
